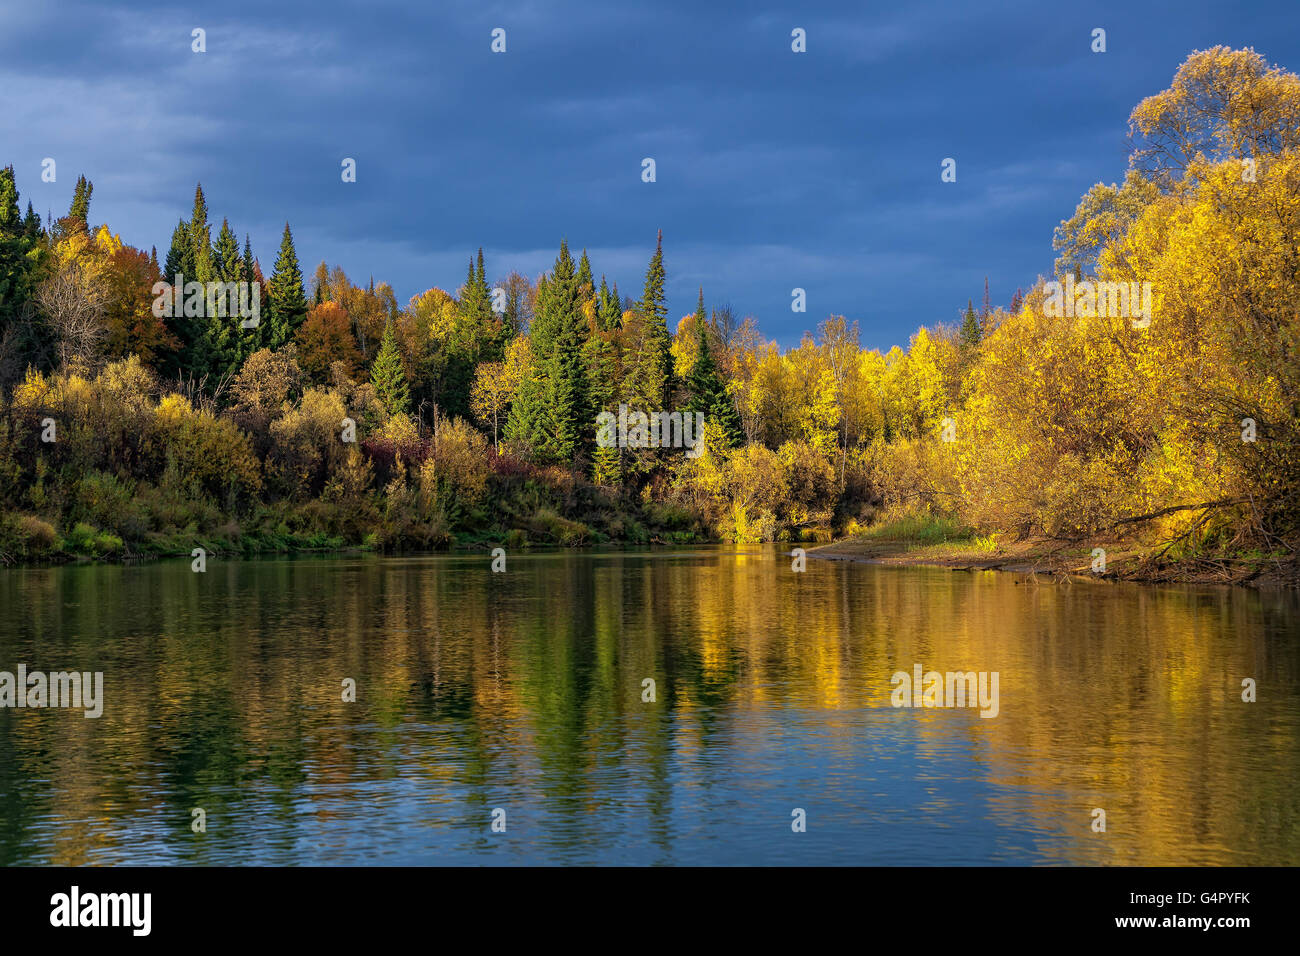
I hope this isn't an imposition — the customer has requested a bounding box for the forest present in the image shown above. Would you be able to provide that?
[0,47,1296,582]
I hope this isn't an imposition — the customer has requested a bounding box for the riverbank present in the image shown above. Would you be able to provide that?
[808,530,1299,589]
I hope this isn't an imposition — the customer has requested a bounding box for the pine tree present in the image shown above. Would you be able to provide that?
[266,223,307,349]
[370,319,409,416]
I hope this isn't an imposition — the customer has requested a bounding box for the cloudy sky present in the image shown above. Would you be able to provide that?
[2,0,1297,349]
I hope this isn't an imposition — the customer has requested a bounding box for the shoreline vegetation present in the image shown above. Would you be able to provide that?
[807,515,1299,589]
[0,48,1297,586]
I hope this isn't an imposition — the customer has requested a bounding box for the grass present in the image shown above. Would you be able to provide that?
[854,512,977,546]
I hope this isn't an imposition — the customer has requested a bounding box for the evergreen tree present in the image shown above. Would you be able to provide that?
[188,184,215,282]
[370,319,410,416]
[505,240,588,463]
[163,220,192,280]
[242,236,256,286]
[959,299,981,350]
[628,229,671,409]
[685,288,743,447]
[576,250,593,295]
[596,276,621,330]
[459,249,492,323]
[475,247,489,300]
[0,167,19,232]
[239,235,262,364]
[266,223,308,349]
[0,166,40,371]
[22,201,42,241]
[68,175,92,228]
[205,219,246,380]
[213,218,240,281]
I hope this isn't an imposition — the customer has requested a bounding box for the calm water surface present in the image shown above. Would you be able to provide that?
[1,547,1297,865]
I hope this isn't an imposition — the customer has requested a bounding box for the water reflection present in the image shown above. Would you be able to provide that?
[1,548,1297,865]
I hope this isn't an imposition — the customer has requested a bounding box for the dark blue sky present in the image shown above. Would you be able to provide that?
[3,0,1297,350]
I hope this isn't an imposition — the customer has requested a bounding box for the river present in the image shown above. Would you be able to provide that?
[1,547,1297,865]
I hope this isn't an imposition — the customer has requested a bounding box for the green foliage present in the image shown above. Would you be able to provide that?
[266,223,307,349]
[369,319,409,416]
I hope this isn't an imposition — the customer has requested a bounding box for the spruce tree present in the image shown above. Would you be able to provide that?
[189,184,215,282]
[242,236,256,284]
[596,276,621,331]
[370,319,410,416]
[0,167,38,363]
[505,240,588,463]
[576,250,593,295]
[163,220,191,280]
[266,223,308,349]
[475,247,490,302]
[459,250,492,323]
[205,219,245,379]
[685,289,743,447]
[214,219,240,280]
[0,166,19,233]
[68,175,92,228]
[22,201,42,241]
[959,299,981,350]
[629,230,671,409]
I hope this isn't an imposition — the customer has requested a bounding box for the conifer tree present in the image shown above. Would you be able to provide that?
[959,299,981,350]
[163,220,192,280]
[597,276,621,331]
[0,167,38,357]
[68,175,92,228]
[685,289,743,447]
[266,223,308,349]
[22,201,42,240]
[459,249,492,324]
[242,236,256,286]
[505,240,588,462]
[214,219,240,281]
[628,230,671,409]
[188,184,215,282]
[0,166,19,233]
[576,250,593,295]
[370,319,410,416]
